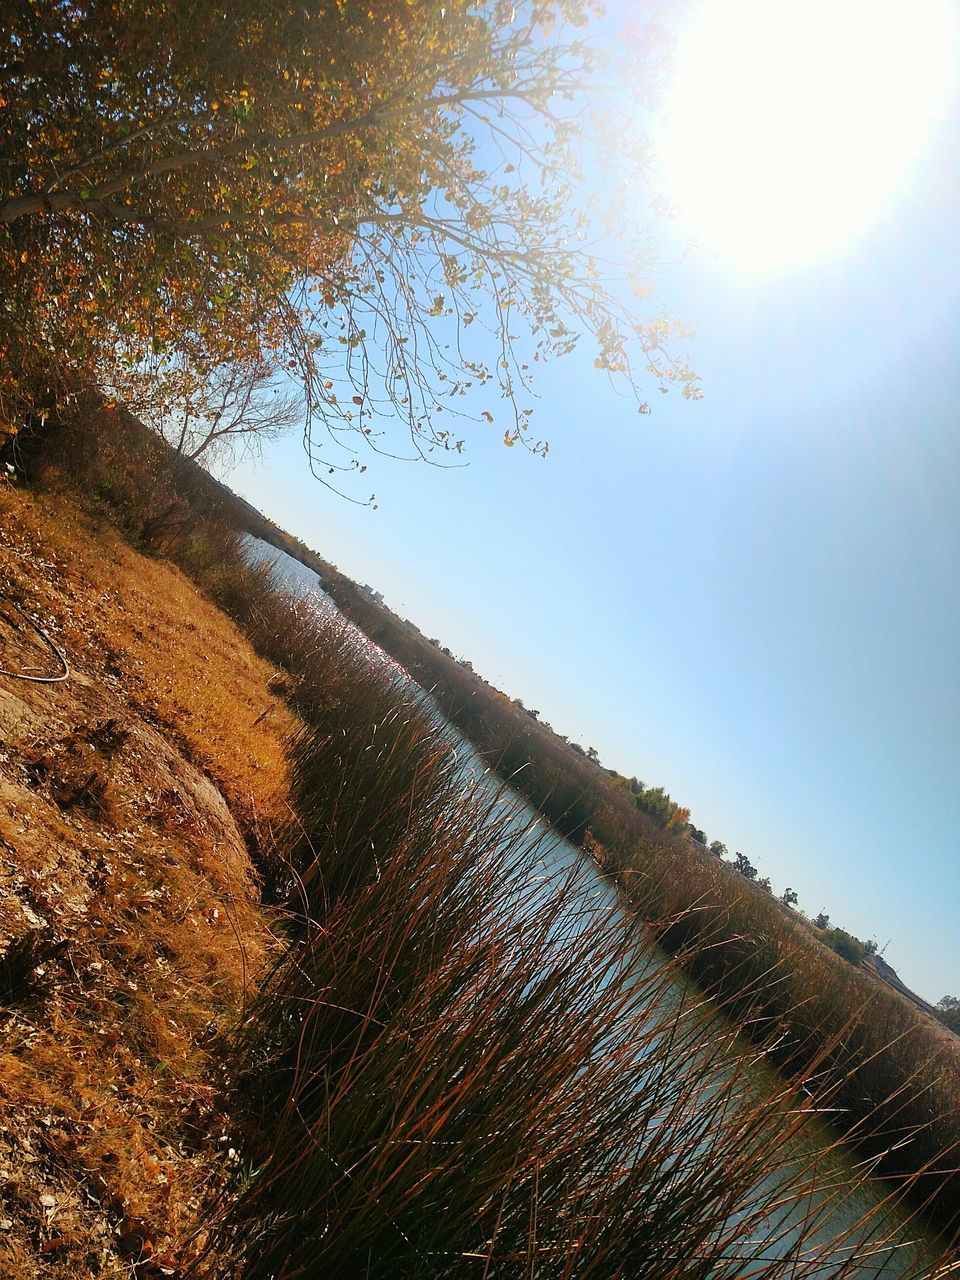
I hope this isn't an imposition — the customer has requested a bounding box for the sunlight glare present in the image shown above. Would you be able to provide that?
[660,0,957,272]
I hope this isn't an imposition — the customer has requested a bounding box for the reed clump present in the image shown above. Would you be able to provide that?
[188,587,947,1278]
[261,547,960,1232]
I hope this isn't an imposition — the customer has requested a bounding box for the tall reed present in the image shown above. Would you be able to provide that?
[197,614,947,1277]
[276,547,960,1231]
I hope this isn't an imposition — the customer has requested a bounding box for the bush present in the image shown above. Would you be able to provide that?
[822,928,866,966]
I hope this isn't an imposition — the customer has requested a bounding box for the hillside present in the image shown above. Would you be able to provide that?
[0,486,296,1277]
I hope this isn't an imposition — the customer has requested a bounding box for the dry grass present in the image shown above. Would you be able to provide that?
[1,486,296,833]
[285,558,960,1230]
[0,484,298,1278]
[3,417,956,1273]
[195,605,950,1279]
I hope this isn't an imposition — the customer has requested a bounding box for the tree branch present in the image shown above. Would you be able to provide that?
[0,87,547,226]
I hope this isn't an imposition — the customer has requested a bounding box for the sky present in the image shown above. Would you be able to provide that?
[230,1,960,1003]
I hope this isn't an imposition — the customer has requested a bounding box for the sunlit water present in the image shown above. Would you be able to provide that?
[245,536,944,1277]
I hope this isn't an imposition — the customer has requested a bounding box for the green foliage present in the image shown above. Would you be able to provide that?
[734,851,758,880]
[935,997,960,1035]
[821,928,866,966]
[632,783,679,828]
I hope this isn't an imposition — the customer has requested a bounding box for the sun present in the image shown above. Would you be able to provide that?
[658,0,957,273]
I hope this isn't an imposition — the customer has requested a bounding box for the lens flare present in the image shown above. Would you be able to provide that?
[659,0,957,272]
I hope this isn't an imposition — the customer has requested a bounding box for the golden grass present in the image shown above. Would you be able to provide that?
[1,486,296,832]
[0,484,299,1277]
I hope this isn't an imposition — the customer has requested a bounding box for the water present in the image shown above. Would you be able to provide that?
[244,535,945,1277]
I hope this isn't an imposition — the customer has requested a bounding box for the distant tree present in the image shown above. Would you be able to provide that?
[813,912,830,930]
[934,996,960,1034]
[757,876,772,893]
[665,805,691,833]
[633,785,676,828]
[863,938,878,957]
[821,928,865,966]
[690,827,707,845]
[708,840,727,859]
[116,357,303,468]
[733,852,757,881]
[781,888,799,908]
[586,747,599,762]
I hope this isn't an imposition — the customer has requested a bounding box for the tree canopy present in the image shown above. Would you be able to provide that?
[0,0,696,494]
[935,996,960,1035]
[733,852,757,881]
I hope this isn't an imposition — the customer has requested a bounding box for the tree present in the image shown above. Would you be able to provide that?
[666,804,691,833]
[708,840,727,859]
[633,785,674,827]
[814,912,830,930]
[733,852,757,881]
[934,996,960,1035]
[780,887,798,908]
[111,356,303,469]
[821,928,865,966]
[0,1,696,493]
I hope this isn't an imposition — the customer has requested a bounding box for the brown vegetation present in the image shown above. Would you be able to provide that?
[0,484,296,1277]
[247,519,960,1234]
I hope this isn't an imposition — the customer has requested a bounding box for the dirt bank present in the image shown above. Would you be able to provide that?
[0,487,297,1279]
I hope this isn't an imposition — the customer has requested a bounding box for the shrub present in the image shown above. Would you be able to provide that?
[822,928,867,966]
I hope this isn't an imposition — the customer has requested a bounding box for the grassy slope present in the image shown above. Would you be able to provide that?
[0,486,297,1278]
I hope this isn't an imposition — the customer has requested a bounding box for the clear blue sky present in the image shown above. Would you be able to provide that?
[231,5,960,1003]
